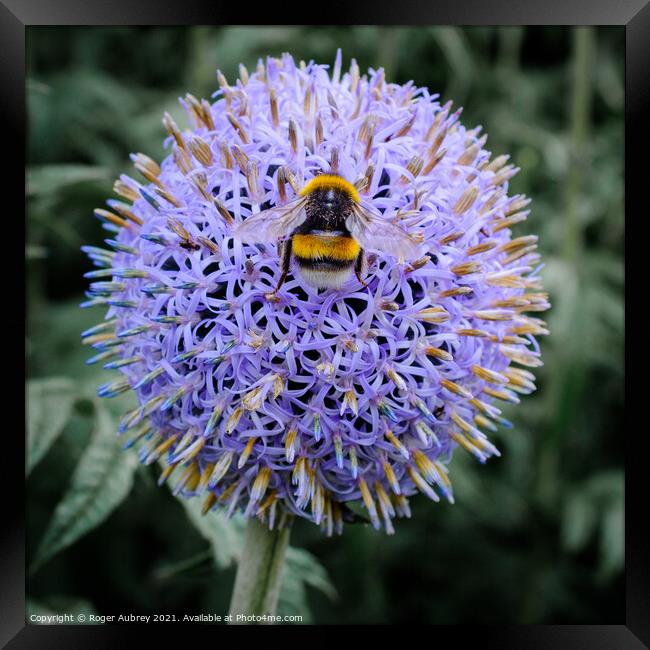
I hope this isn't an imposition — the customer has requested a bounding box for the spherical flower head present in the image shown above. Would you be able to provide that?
[82,51,549,535]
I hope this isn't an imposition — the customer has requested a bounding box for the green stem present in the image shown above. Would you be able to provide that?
[228,518,290,624]
[563,26,594,262]
[523,28,595,624]
[536,27,595,508]
[375,27,399,82]
[497,26,523,72]
[187,26,216,98]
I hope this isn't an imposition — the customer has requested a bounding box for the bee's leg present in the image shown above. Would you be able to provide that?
[354,249,369,288]
[273,238,292,293]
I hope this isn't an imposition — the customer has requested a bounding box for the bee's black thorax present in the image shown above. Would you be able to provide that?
[297,188,355,234]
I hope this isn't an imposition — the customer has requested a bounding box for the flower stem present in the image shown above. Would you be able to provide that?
[228,518,290,624]
[563,26,594,263]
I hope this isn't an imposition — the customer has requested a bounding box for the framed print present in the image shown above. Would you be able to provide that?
[5,0,644,645]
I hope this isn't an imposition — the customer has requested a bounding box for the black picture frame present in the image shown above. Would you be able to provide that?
[7,1,643,645]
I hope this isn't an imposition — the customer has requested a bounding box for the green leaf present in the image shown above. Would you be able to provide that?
[153,549,214,582]
[26,164,112,198]
[28,298,117,382]
[30,402,137,572]
[562,492,597,552]
[172,489,245,568]
[284,546,337,601]
[26,244,48,260]
[26,377,78,475]
[277,565,311,622]
[275,548,336,622]
[561,470,624,580]
[599,497,624,578]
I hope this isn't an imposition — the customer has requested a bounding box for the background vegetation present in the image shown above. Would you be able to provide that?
[26,26,624,624]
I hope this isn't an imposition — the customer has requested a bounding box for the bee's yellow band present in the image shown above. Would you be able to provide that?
[299,174,360,203]
[293,234,360,261]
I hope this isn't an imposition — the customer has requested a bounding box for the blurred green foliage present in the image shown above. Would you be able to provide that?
[26,26,624,624]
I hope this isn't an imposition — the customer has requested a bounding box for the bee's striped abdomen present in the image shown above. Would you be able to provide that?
[292,233,360,289]
[292,234,360,263]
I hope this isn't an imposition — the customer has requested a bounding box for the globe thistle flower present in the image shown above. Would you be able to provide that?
[82,51,549,536]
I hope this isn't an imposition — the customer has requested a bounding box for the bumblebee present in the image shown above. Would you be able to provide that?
[233,174,420,291]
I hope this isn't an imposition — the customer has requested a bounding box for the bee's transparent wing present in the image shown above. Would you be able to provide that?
[233,197,309,244]
[346,202,422,261]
